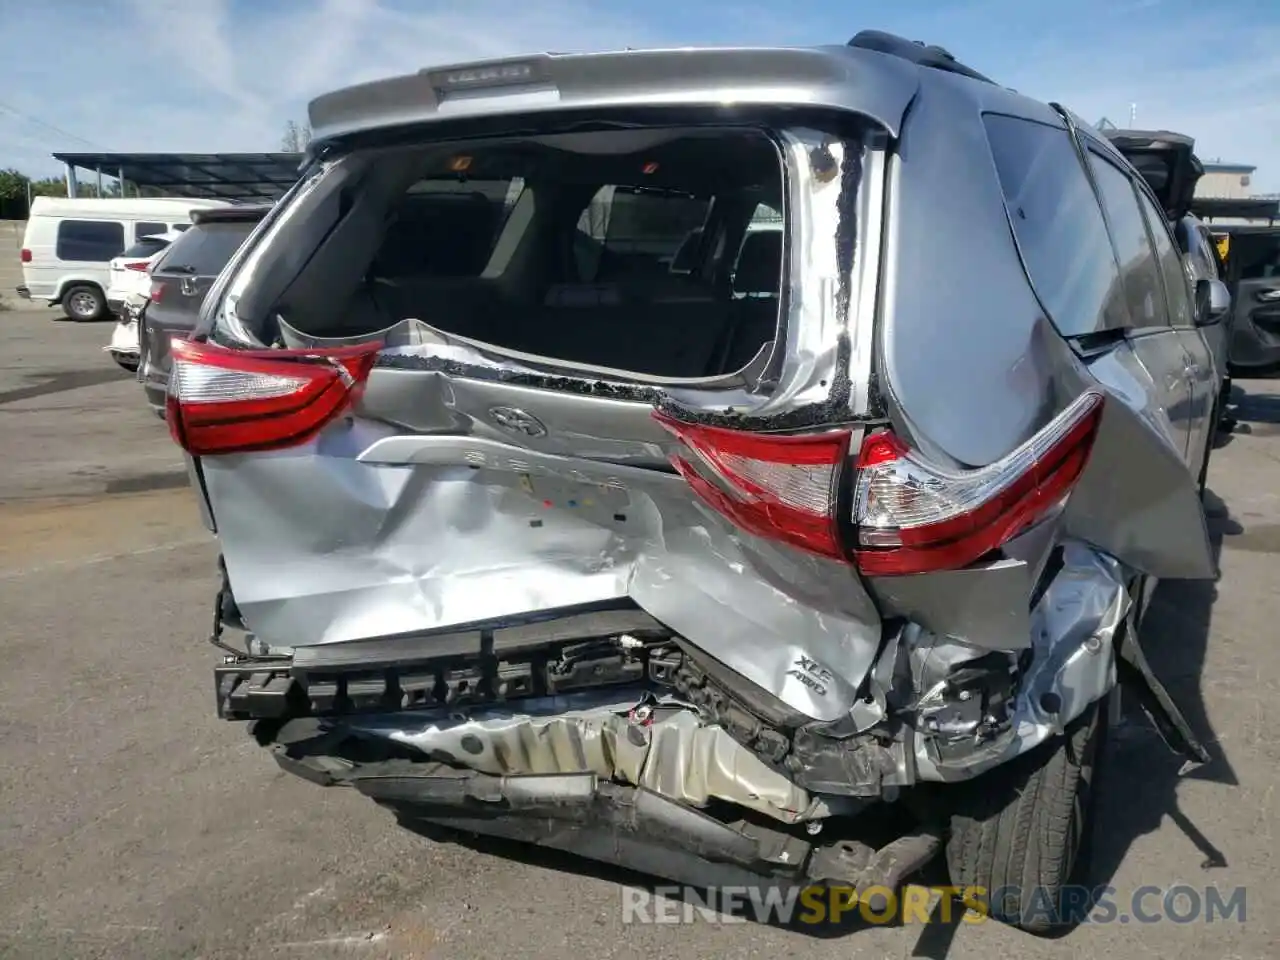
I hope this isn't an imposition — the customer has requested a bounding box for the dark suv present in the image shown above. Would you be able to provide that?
[138,205,271,414]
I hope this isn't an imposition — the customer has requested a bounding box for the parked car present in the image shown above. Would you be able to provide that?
[137,204,270,415]
[168,33,1223,934]
[1102,128,1234,437]
[16,197,224,320]
[103,229,186,372]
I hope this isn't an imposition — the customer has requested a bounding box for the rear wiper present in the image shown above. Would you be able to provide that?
[164,264,197,275]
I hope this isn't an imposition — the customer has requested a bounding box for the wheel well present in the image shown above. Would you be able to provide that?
[54,279,105,304]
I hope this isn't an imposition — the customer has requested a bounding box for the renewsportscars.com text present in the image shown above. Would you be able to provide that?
[621,883,1247,926]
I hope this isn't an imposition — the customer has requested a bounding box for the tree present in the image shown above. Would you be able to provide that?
[0,168,28,201]
[281,119,312,153]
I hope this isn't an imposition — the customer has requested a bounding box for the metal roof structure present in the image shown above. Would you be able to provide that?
[51,152,304,200]
[1190,196,1279,223]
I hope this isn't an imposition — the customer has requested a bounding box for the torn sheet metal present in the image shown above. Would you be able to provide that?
[342,689,817,824]
[911,540,1129,781]
[202,423,882,724]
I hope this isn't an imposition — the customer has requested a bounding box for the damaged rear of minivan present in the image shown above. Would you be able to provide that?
[171,39,1217,935]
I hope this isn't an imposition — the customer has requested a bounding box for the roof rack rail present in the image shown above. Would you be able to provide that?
[848,30,995,85]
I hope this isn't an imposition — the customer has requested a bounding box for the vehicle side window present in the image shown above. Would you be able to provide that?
[135,221,166,240]
[172,223,191,233]
[1136,191,1193,327]
[1239,236,1280,280]
[982,114,1128,336]
[55,220,125,262]
[1087,153,1169,329]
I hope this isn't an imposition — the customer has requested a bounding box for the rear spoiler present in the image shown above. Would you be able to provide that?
[307,47,921,143]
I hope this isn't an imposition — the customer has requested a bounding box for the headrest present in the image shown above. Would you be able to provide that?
[732,230,783,295]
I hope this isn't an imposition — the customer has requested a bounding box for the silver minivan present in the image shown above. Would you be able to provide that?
[168,31,1228,933]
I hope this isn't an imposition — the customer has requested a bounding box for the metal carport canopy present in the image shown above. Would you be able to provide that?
[52,152,304,200]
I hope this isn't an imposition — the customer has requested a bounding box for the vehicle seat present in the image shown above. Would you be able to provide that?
[713,230,783,373]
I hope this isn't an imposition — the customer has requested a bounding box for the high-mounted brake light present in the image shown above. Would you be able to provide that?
[653,412,851,559]
[166,339,380,455]
[851,391,1105,576]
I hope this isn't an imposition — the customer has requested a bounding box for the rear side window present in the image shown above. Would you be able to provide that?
[56,219,124,262]
[1137,193,1193,327]
[135,221,166,240]
[172,223,191,233]
[158,221,257,276]
[1087,153,1169,329]
[983,114,1128,336]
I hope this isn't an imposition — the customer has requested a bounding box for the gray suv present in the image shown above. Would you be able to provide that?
[169,32,1226,933]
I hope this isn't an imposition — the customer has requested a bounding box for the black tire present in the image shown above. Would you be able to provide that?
[62,284,106,321]
[111,354,140,373]
[945,700,1103,934]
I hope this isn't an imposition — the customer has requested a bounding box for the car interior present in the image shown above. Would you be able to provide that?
[243,128,788,378]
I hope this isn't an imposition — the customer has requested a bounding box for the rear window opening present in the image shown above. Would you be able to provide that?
[224,126,788,381]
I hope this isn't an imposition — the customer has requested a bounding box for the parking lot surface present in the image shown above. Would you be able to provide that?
[0,305,1276,959]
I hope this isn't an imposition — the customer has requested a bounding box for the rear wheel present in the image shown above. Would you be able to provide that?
[111,353,139,373]
[945,700,1104,934]
[62,284,106,321]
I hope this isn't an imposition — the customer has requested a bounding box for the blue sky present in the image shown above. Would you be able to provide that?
[1,0,1277,188]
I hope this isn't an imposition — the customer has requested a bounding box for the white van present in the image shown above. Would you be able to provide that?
[17,196,231,320]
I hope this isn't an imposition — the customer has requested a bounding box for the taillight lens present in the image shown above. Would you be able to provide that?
[851,391,1105,576]
[124,261,149,272]
[20,248,31,263]
[653,412,851,558]
[149,281,165,303]
[654,391,1105,576]
[166,339,381,455]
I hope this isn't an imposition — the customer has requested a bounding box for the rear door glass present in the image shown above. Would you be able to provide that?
[135,221,166,241]
[56,220,125,262]
[1136,192,1193,327]
[1087,152,1169,329]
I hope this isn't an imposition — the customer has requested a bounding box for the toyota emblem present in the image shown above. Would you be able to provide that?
[488,406,547,437]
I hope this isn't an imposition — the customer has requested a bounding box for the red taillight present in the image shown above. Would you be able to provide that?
[20,248,31,263]
[653,412,851,559]
[124,260,150,272]
[654,391,1105,575]
[149,281,165,303]
[166,339,381,455]
[850,391,1105,576]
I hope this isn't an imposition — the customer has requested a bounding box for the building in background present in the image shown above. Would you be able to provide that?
[1196,161,1256,199]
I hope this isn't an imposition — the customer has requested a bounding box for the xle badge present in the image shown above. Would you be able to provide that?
[786,655,834,697]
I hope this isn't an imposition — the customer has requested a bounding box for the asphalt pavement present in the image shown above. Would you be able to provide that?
[0,305,1276,959]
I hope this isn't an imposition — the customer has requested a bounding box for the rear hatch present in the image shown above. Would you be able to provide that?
[168,112,898,722]
[1102,128,1203,221]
